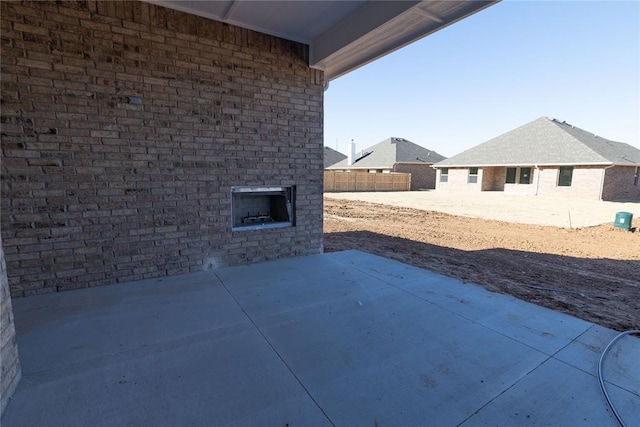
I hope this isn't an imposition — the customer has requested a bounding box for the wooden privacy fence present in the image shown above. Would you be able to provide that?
[324,171,411,192]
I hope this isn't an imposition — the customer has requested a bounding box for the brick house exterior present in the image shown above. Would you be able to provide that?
[1,1,324,298]
[393,163,438,191]
[435,118,640,201]
[328,137,446,191]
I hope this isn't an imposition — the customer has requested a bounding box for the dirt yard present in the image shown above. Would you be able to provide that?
[323,197,640,331]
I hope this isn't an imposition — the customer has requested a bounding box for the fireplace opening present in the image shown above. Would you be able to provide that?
[231,186,295,231]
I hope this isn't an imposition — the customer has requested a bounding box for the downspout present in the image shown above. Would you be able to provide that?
[599,165,615,201]
[534,165,540,195]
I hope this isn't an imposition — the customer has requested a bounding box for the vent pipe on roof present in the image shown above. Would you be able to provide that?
[348,140,356,166]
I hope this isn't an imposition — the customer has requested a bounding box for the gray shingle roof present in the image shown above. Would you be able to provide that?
[435,117,640,167]
[324,146,347,168]
[328,137,447,169]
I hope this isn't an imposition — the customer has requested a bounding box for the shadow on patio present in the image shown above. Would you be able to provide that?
[324,230,640,331]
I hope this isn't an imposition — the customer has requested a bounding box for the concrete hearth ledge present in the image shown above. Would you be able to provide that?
[2,250,638,426]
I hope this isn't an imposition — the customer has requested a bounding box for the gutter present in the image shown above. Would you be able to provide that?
[434,162,617,168]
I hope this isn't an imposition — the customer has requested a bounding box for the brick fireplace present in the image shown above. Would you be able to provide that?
[0,1,324,297]
[231,187,295,231]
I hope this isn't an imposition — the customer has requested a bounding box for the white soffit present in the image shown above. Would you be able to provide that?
[148,1,499,81]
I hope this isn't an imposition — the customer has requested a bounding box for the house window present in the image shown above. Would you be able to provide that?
[506,168,517,184]
[519,167,531,184]
[635,167,639,186]
[468,167,478,184]
[558,166,573,187]
[440,168,449,183]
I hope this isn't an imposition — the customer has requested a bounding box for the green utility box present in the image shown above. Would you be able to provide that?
[613,212,633,231]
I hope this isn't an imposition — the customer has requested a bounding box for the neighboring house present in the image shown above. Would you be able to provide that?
[324,146,347,168]
[327,137,446,190]
[434,117,640,201]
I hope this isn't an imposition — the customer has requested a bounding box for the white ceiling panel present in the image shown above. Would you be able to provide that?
[148,0,499,81]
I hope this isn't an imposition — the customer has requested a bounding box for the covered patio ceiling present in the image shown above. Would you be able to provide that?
[148,0,499,81]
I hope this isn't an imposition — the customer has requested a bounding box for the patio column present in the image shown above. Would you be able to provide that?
[1,234,20,415]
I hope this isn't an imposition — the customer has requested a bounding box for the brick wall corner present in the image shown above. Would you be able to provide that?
[0,235,21,416]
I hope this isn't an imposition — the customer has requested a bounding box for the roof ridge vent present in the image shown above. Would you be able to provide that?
[551,118,574,128]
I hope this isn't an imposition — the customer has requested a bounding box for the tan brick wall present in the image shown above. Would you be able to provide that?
[480,167,537,194]
[438,166,618,200]
[536,166,602,200]
[504,167,537,195]
[435,168,481,192]
[0,235,21,415]
[1,1,324,297]
[480,167,505,191]
[393,163,437,190]
[602,166,640,201]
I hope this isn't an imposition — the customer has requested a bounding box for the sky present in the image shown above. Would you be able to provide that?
[323,0,640,158]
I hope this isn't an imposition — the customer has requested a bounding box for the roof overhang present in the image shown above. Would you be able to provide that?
[147,0,499,81]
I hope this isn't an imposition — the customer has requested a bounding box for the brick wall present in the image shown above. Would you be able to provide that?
[0,235,21,415]
[393,163,437,190]
[481,167,538,194]
[438,166,618,200]
[536,166,602,200]
[602,166,640,201]
[1,1,324,297]
[435,168,481,192]
[480,167,504,191]
[503,167,537,195]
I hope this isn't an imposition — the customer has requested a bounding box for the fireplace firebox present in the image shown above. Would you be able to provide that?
[231,186,295,231]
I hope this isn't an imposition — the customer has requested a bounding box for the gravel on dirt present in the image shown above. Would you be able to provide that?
[323,197,640,331]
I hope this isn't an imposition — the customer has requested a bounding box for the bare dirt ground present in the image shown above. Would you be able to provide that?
[323,197,640,331]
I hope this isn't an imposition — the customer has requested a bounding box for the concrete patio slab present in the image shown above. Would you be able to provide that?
[2,250,638,426]
[462,357,640,426]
